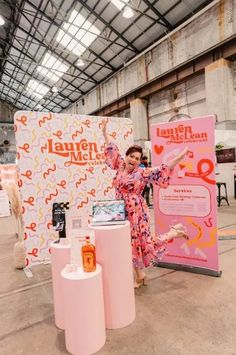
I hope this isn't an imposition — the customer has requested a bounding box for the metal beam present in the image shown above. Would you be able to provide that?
[78,0,139,54]
[26,0,116,71]
[140,0,173,30]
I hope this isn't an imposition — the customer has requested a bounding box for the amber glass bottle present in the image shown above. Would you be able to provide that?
[82,236,96,272]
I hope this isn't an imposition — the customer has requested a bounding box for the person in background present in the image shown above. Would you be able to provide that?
[101,119,189,288]
[140,156,151,206]
[0,140,14,164]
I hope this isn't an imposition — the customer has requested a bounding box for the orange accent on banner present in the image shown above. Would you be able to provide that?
[154,145,164,155]
[28,248,39,257]
[82,119,91,128]
[21,170,32,180]
[124,128,133,140]
[102,166,108,174]
[41,143,48,153]
[57,180,66,189]
[53,130,62,139]
[98,118,108,129]
[47,222,53,230]
[186,220,203,246]
[16,115,27,126]
[43,164,57,179]
[19,143,30,153]
[26,222,37,232]
[77,197,89,209]
[110,132,117,139]
[45,190,59,204]
[185,159,215,185]
[88,188,96,197]
[24,196,35,206]
[104,185,113,196]
[76,175,88,187]
[197,228,217,248]
[187,150,194,158]
[72,128,84,140]
[39,113,52,127]
[86,167,94,174]
[204,217,213,227]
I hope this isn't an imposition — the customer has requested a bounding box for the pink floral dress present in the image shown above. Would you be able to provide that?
[105,143,172,269]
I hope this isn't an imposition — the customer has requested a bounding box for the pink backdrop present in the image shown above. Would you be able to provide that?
[14,112,133,267]
[151,116,219,273]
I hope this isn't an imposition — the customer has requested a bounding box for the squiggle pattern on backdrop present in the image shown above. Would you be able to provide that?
[14,112,133,266]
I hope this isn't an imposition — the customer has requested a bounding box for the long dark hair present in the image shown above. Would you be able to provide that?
[125,145,143,159]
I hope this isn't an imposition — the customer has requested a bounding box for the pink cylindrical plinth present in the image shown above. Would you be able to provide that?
[61,265,106,355]
[90,221,135,329]
[50,241,70,329]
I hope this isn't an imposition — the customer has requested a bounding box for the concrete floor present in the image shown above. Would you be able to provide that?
[0,199,236,355]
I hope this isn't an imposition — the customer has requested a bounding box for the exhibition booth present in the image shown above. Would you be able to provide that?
[0,112,226,354]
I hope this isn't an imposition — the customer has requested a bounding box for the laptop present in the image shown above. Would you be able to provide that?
[91,199,126,226]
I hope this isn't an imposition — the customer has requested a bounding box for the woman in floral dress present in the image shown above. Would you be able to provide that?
[101,120,188,288]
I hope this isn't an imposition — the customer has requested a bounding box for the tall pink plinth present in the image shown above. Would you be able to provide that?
[50,241,70,329]
[90,221,135,329]
[61,265,106,355]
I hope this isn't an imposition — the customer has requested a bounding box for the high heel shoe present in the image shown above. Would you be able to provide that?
[134,274,149,288]
[170,223,189,240]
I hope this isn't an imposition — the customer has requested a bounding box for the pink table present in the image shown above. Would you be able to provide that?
[50,240,70,329]
[61,265,106,355]
[90,221,135,329]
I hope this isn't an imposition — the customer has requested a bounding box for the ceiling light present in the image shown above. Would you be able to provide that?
[52,86,58,93]
[123,6,134,18]
[77,59,85,67]
[56,10,101,57]
[111,0,129,11]
[0,15,5,26]
[37,52,69,82]
[26,79,50,99]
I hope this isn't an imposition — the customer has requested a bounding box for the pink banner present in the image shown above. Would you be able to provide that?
[151,116,219,274]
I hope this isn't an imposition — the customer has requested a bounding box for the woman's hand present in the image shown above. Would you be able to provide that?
[101,118,110,145]
[101,119,107,135]
[168,147,189,170]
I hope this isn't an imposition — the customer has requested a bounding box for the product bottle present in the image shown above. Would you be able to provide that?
[82,236,96,272]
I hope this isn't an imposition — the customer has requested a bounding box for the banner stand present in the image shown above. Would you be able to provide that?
[156,262,222,277]
[151,116,220,276]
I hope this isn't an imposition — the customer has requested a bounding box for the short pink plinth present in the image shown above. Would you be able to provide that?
[50,240,70,329]
[61,265,106,355]
[90,221,135,329]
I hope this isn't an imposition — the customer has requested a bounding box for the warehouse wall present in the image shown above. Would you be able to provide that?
[148,74,207,124]
[64,0,236,117]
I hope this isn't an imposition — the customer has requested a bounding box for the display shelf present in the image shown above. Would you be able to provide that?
[50,240,71,329]
[61,264,106,355]
[90,221,135,329]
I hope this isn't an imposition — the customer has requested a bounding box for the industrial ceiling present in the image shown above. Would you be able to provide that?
[0,0,213,118]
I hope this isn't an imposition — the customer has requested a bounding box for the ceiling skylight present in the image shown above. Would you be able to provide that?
[26,79,50,99]
[37,52,69,82]
[56,10,101,57]
[111,0,129,11]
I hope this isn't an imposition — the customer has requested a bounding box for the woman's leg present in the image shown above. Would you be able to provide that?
[134,267,146,280]
[133,267,148,288]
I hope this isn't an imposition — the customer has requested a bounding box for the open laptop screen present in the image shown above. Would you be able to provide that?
[92,200,126,226]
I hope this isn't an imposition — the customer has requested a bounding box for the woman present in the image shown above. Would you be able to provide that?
[101,119,188,288]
